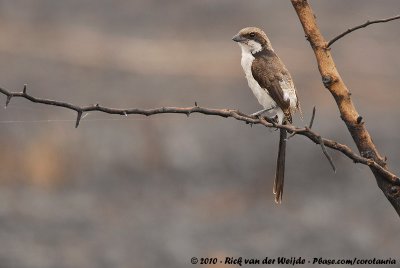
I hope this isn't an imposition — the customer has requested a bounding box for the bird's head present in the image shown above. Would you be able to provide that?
[232,27,272,54]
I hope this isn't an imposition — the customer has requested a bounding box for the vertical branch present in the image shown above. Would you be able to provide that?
[290,0,400,216]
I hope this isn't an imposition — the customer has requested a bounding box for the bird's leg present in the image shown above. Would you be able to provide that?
[251,107,279,126]
[250,106,276,117]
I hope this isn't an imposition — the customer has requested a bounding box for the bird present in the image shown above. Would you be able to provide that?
[232,27,301,203]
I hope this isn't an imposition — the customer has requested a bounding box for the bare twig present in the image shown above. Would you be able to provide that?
[286,106,315,140]
[317,135,336,173]
[327,14,400,47]
[289,106,336,172]
[1,85,398,186]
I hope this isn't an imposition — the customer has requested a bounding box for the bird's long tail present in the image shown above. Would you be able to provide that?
[273,127,287,204]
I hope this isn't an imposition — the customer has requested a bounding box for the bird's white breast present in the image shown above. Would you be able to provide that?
[240,46,276,110]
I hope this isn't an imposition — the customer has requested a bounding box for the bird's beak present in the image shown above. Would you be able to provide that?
[232,34,246,42]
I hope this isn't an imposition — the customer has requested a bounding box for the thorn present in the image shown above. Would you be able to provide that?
[81,112,89,120]
[356,115,363,124]
[309,106,316,129]
[5,95,12,108]
[123,111,128,116]
[75,111,83,128]
[286,131,297,140]
[22,84,27,94]
[95,103,100,107]
[195,101,198,107]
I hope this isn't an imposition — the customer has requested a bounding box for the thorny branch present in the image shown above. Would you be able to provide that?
[1,85,399,186]
[327,14,400,47]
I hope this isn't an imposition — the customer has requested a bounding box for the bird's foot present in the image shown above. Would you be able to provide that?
[270,115,279,129]
[252,111,279,128]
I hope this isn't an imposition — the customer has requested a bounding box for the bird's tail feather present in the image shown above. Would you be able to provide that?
[273,127,286,204]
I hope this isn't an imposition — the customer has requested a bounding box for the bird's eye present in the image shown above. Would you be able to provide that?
[249,32,255,38]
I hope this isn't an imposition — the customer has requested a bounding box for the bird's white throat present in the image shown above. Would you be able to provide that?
[238,41,262,55]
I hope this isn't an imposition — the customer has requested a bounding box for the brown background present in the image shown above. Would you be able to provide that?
[0,0,399,267]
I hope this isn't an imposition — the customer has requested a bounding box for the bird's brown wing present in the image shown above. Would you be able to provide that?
[251,57,290,112]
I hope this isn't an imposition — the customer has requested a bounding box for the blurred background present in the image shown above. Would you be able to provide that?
[0,0,399,267]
